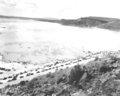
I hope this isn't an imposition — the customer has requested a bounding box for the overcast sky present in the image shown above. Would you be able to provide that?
[0,0,120,19]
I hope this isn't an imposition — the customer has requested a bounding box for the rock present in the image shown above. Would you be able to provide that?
[102,79,120,96]
[6,91,14,96]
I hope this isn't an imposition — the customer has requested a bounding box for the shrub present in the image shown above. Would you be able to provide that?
[46,72,54,78]
[19,80,26,86]
[27,78,38,89]
[68,65,85,85]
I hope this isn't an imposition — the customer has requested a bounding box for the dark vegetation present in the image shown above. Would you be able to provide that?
[60,17,120,31]
[1,54,120,96]
[98,21,120,31]
[60,17,109,27]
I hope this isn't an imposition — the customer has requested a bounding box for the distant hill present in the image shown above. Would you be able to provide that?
[0,15,60,23]
[59,17,120,31]
[60,17,109,27]
[1,15,120,31]
[60,17,120,31]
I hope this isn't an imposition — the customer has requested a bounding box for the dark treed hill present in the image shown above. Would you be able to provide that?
[89,16,119,22]
[98,20,120,31]
[60,17,120,31]
[60,17,109,27]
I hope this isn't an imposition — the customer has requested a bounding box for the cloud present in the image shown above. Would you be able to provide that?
[0,0,37,9]
[0,0,120,19]
[0,0,17,8]
[0,0,38,16]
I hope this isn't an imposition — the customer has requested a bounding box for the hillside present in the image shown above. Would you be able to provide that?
[1,52,120,96]
[98,20,120,31]
[60,17,109,27]
[60,17,120,31]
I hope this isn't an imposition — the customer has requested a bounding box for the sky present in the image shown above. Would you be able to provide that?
[0,0,120,19]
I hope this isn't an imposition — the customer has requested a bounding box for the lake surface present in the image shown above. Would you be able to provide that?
[0,19,120,64]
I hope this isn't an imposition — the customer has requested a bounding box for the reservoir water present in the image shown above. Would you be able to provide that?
[0,19,120,63]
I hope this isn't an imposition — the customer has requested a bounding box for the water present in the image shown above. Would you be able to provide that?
[0,19,120,63]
